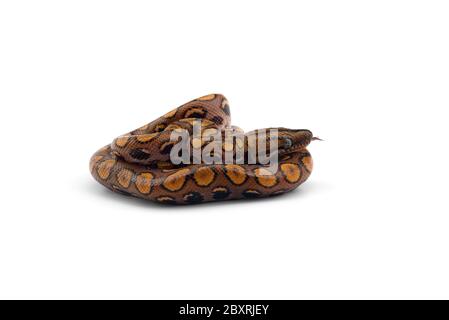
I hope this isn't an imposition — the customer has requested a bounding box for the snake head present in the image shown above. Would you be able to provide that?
[277,129,316,152]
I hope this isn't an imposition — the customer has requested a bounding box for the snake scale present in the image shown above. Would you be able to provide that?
[89,94,315,204]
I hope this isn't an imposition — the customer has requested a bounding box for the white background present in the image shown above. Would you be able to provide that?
[1,1,448,299]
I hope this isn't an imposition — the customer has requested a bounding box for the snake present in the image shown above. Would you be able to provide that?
[89,94,316,204]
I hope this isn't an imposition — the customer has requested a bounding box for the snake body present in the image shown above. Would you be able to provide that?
[89,94,315,204]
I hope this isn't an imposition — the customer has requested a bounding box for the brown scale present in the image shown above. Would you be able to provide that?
[90,94,317,204]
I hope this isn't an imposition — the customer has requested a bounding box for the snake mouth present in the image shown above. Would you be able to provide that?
[279,143,308,155]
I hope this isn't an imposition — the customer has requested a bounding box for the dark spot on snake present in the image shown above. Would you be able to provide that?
[211,116,223,125]
[190,112,206,118]
[155,124,167,132]
[160,142,175,155]
[183,192,204,204]
[223,104,231,116]
[144,161,159,169]
[184,107,207,119]
[129,148,151,160]
[212,187,231,200]
[242,190,261,199]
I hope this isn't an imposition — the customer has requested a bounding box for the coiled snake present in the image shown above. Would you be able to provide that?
[89,94,315,204]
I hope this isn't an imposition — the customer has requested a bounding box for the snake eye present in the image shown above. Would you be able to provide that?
[283,137,293,149]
